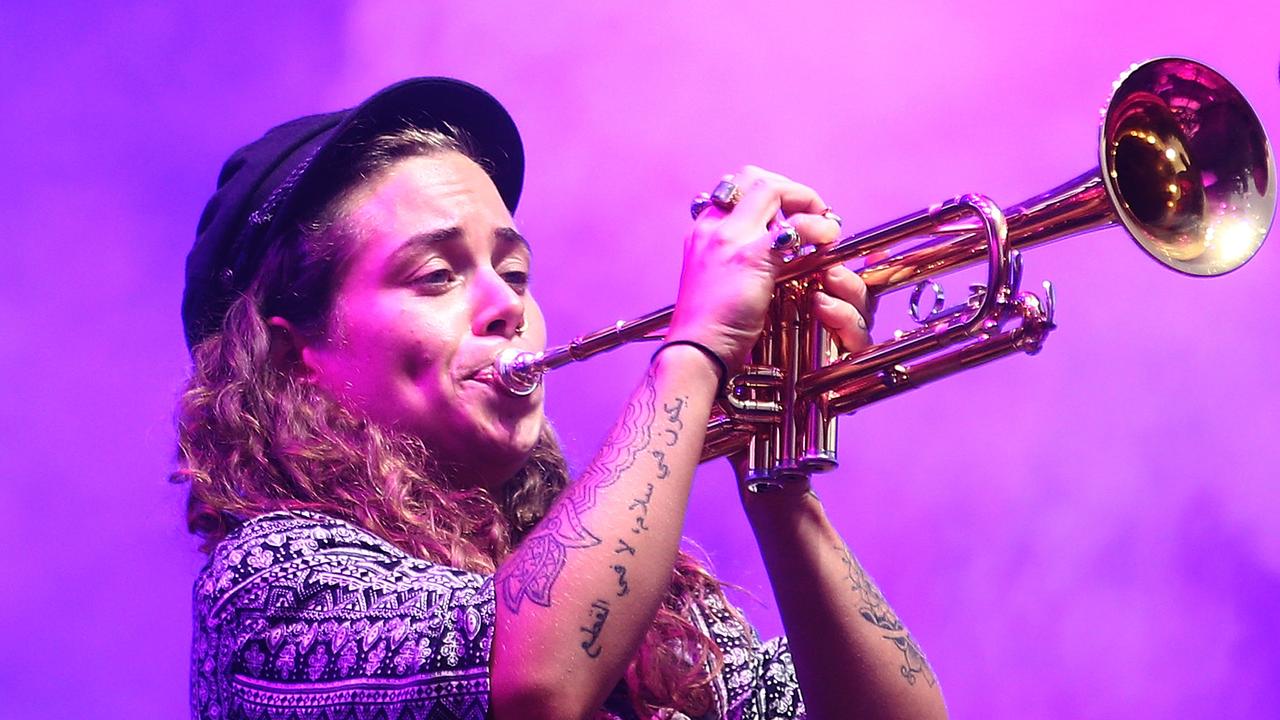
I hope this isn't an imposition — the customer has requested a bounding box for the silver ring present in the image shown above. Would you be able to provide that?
[773,222,801,251]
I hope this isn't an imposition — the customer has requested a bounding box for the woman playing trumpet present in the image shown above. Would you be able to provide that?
[176,77,947,720]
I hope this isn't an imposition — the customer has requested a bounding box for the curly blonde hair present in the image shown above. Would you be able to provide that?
[174,125,742,718]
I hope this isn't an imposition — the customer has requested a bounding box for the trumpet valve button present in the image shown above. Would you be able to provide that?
[800,454,839,474]
[881,364,911,388]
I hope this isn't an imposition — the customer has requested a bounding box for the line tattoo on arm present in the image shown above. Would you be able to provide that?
[663,398,686,429]
[651,450,670,480]
[837,544,937,688]
[579,599,611,658]
[497,370,658,613]
[611,564,630,596]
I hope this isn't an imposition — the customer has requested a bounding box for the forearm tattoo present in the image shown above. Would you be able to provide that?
[579,599,611,658]
[497,370,657,613]
[837,545,937,688]
[580,395,686,658]
[611,564,630,596]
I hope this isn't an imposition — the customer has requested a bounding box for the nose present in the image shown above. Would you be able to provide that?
[471,268,525,339]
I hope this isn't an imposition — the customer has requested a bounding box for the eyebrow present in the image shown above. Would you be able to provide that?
[495,226,531,253]
[388,227,462,265]
[386,226,531,273]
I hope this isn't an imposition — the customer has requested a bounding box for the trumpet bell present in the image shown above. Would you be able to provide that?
[1102,58,1275,276]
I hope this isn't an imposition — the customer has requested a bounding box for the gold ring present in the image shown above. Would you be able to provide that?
[710,180,743,211]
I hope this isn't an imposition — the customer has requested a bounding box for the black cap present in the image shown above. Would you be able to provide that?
[182,77,524,349]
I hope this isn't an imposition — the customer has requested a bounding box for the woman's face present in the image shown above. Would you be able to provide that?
[295,151,547,493]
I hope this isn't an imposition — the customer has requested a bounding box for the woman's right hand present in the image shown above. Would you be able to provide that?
[666,166,843,371]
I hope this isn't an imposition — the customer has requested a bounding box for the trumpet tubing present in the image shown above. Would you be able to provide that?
[496,57,1275,488]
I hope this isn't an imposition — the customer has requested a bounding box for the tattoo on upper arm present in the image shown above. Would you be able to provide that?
[837,544,937,688]
[497,371,657,613]
[663,398,686,428]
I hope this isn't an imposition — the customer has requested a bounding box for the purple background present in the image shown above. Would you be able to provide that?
[3,3,1278,718]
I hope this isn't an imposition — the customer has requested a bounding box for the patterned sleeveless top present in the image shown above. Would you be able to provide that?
[191,511,804,719]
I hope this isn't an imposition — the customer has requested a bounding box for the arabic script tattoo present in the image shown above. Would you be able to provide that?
[651,450,670,480]
[837,545,937,687]
[611,564,630,597]
[579,599,611,659]
[497,371,657,613]
[628,483,654,513]
[663,397,686,428]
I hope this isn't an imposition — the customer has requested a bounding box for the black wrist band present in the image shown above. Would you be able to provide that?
[651,340,729,389]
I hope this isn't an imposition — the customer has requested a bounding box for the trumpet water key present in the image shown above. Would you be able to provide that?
[495,57,1275,489]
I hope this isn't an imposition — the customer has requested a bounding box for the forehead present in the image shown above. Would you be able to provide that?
[330,152,527,290]
[340,151,513,235]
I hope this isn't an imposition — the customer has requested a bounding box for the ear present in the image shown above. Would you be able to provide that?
[267,316,318,380]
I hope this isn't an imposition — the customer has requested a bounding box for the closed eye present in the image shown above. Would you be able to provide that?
[501,270,530,293]
[410,267,459,292]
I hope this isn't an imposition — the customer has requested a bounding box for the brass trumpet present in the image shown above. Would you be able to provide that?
[496,57,1275,487]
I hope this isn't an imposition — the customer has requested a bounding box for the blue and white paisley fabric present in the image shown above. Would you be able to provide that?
[191,511,803,720]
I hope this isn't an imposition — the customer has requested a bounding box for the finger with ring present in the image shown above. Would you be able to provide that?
[773,221,802,251]
[710,179,744,211]
[718,167,832,230]
[776,211,842,250]
[690,192,714,219]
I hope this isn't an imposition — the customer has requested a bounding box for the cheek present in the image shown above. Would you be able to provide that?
[376,323,448,405]
[391,311,471,409]
[524,296,549,347]
[319,304,450,398]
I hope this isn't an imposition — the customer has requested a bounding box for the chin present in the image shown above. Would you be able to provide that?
[493,417,544,469]
[438,414,544,493]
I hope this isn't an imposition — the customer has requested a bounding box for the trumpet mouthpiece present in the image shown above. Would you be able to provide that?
[494,348,544,396]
